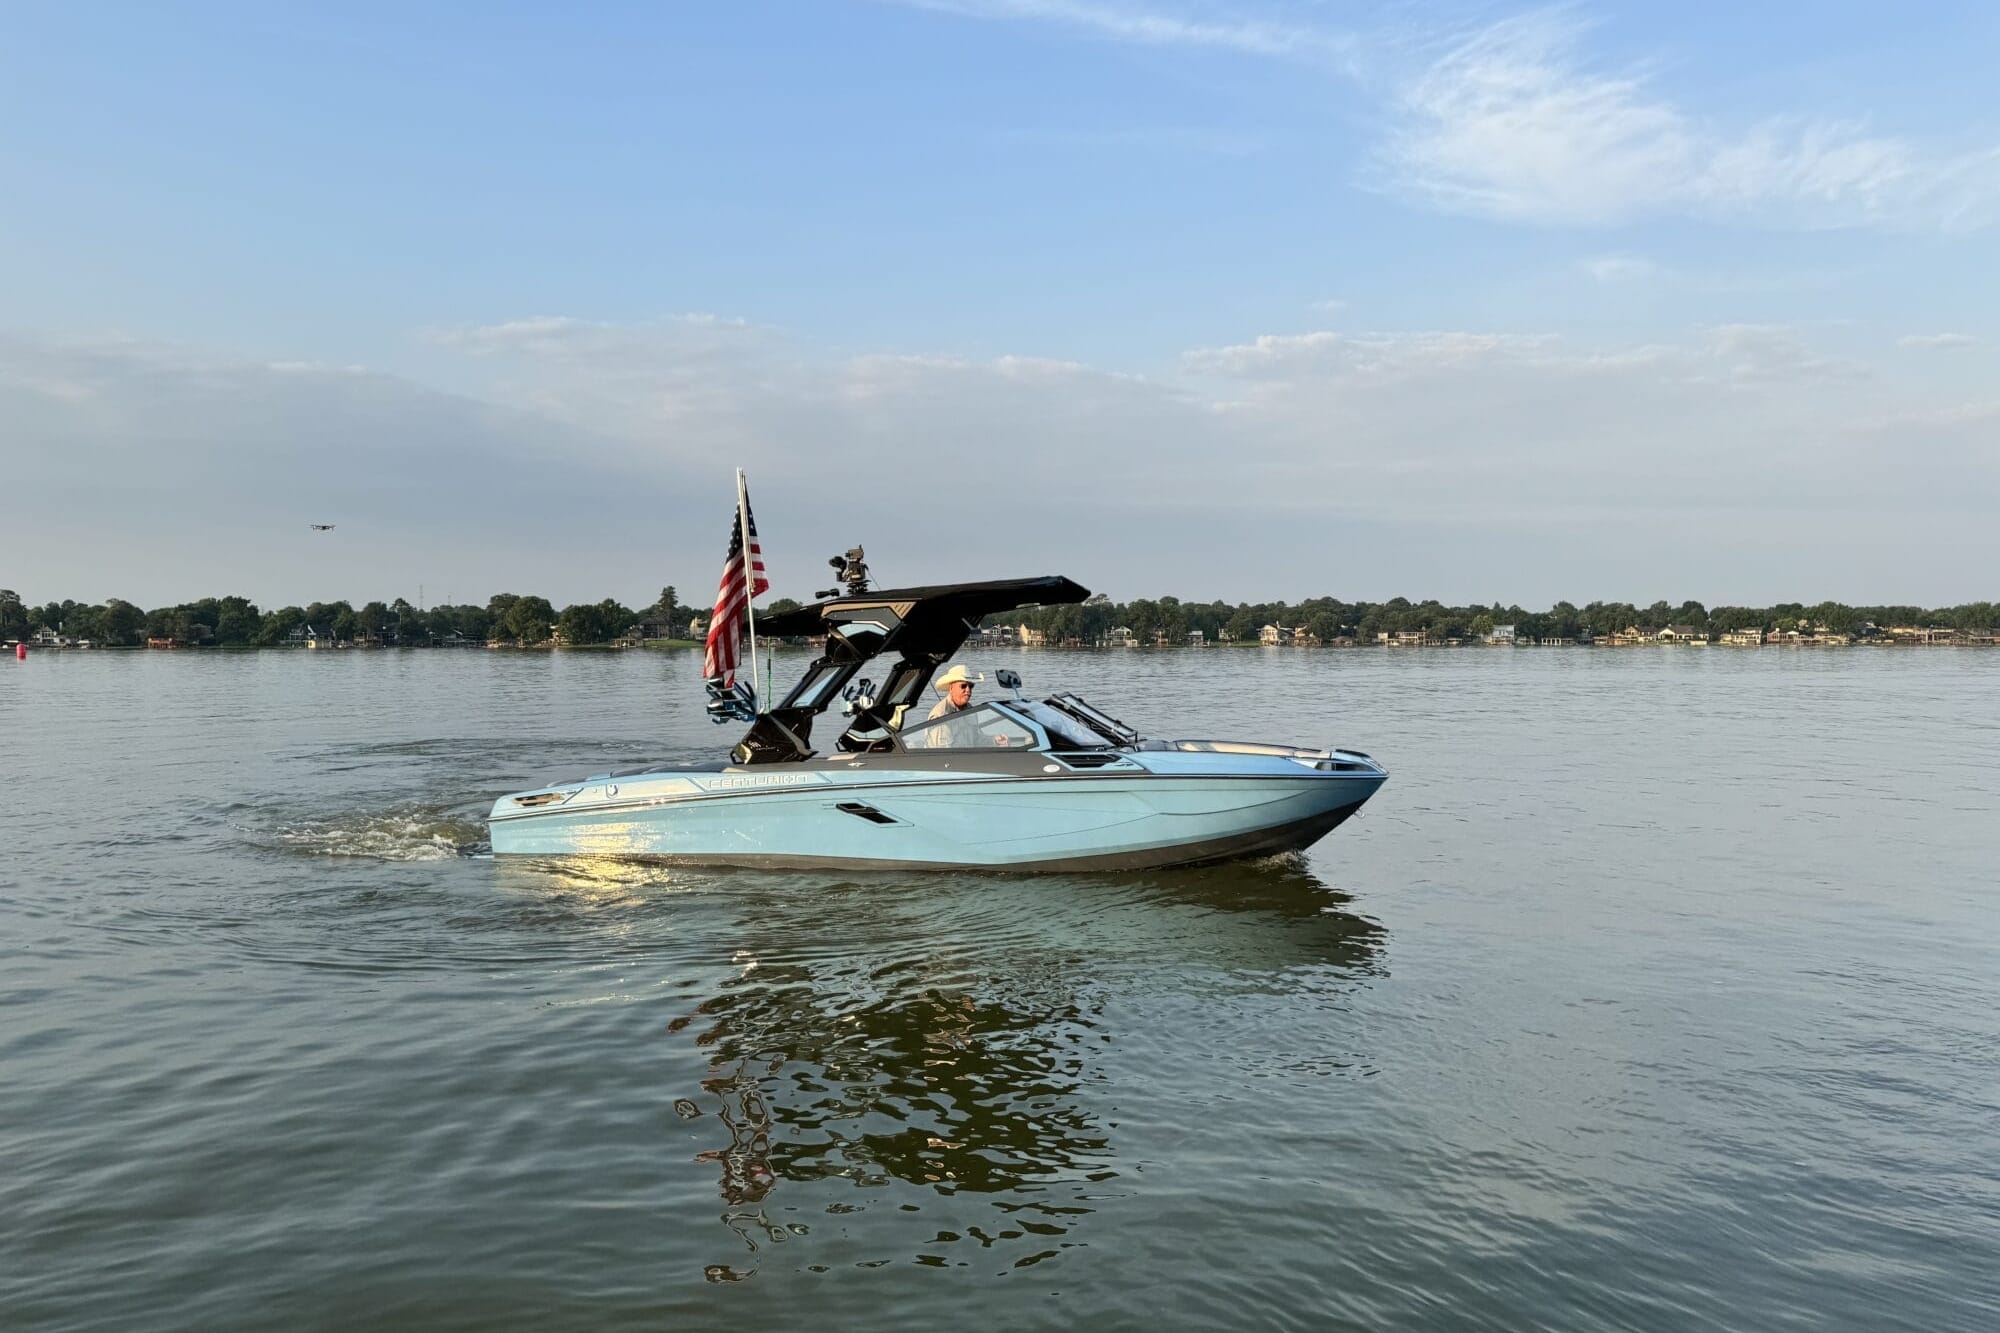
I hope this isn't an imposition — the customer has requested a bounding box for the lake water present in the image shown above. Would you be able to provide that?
[2,646,1995,1331]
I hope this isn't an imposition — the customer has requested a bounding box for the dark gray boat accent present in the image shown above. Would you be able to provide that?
[1053,752,1128,769]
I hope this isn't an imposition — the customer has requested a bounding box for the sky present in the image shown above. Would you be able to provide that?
[3,0,1997,610]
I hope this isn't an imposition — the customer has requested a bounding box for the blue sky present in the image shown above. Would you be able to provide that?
[4,1,1997,608]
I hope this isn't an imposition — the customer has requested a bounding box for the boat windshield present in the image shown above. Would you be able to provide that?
[896,703,1040,751]
[1042,694,1140,745]
[1011,700,1121,749]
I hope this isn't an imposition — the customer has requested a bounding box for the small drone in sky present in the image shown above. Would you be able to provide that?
[309,524,336,531]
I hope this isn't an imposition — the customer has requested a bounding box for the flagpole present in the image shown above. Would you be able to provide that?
[736,468,762,713]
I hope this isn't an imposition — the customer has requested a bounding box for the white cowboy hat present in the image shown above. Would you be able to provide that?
[934,664,984,692]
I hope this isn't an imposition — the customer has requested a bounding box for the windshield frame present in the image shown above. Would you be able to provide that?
[1009,700,1123,750]
[892,701,1051,752]
[1041,694,1140,746]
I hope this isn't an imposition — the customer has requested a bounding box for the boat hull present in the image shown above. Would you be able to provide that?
[487,752,1385,871]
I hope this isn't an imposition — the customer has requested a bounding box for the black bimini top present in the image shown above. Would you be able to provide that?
[756,575,1089,654]
[733,575,1090,765]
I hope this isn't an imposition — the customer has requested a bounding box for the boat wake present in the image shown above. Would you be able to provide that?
[266,805,488,862]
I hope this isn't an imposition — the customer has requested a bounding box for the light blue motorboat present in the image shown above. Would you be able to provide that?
[487,572,1386,869]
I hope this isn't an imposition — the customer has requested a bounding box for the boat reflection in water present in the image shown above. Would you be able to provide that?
[499,855,1389,1279]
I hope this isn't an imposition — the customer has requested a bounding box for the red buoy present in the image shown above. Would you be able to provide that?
[14,643,24,660]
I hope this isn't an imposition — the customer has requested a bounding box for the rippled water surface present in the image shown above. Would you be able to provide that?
[3,647,1996,1331]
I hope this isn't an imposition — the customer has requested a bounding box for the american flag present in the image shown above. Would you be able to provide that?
[702,489,769,686]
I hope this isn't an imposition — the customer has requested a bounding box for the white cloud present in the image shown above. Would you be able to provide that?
[1898,332,1980,350]
[1182,329,1555,381]
[427,315,799,456]
[1170,322,1906,516]
[890,0,1356,65]
[990,125,1263,156]
[430,313,759,359]
[8,317,1996,606]
[903,3,2000,232]
[1374,13,2000,231]
[1698,323,1869,385]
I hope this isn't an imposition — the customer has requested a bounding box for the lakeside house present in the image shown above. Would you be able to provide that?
[1656,625,1709,644]
[149,625,214,649]
[1722,628,1765,646]
[22,630,95,649]
[1258,624,1330,645]
[147,632,196,649]
[1486,624,1516,645]
[635,617,689,642]
[1766,623,1851,645]
[1884,625,1962,644]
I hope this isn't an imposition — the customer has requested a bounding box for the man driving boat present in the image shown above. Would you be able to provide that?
[928,664,980,721]
[921,664,986,747]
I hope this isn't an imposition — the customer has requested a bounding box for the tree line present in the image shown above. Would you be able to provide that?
[0,587,725,648]
[4,586,1992,649]
[989,594,1998,643]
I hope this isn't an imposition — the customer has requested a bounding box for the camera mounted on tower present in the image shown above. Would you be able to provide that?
[816,547,871,599]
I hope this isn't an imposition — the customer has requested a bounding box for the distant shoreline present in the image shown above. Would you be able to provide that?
[8,590,1993,653]
[11,637,1995,654]
[6,639,708,653]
